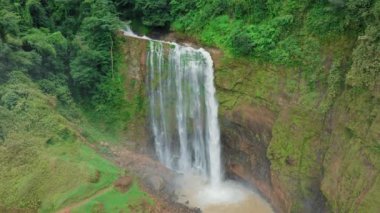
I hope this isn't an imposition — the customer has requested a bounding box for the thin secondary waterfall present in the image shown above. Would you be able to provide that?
[147,40,222,186]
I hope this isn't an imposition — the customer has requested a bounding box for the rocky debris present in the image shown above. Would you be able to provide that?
[107,144,198,212]
[146,175,165,192]
[127,199,153,212]
[114,176,133,193]
[111,145,171,191]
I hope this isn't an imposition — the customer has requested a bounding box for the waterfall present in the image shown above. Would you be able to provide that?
[147,40,222,186]
[123,28,274,212]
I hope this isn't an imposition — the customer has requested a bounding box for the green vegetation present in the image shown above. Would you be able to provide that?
[0,0,133,131]
[0,70,150,212]
[120,0,378,85]
[0,0,148,212]
[72,183,152,213]
[114,0,380,212]
[0,72,125,211]
[1,0,379,212]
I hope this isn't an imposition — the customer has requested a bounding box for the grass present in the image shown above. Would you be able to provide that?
[41,144,121,212]
[80,120,122,144]
[0,72,151,212]
[72,183,153,213]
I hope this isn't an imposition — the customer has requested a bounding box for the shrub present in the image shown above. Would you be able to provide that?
[229,28,255,55]
[0,9,20,41]
[346,24,380,91]
[134,0,172,27]
[305,3,344,36]
[38,74,72,105]
[227,0,268,23]
[1,91,20,110]
[70,48,105,91]
[200,15,236,47]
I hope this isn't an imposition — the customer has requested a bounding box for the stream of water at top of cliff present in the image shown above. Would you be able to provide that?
[123,26,273,213]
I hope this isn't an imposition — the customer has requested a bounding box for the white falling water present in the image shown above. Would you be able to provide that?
[123,27,274,212]
[147,41,222,186]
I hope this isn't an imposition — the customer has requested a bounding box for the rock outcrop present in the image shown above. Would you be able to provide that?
[220,105,290,212]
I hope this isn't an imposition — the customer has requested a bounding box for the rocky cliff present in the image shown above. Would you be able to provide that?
[214,50,379,212]
[120,33,379,213]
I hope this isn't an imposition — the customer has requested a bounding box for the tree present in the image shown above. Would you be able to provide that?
[134,0,172,26]
[0,9,20,41]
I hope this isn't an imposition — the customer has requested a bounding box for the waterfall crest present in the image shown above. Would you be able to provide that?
[147,41,222,185]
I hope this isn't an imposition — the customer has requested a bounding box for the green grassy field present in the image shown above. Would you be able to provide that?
[72,183,153,213]
[0,72,151,212]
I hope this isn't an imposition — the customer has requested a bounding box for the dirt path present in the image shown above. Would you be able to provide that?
[56,186,113,213]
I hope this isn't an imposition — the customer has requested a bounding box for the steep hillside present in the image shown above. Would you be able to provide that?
[0,0,150,212]
[214,44,379,212]
[0,71,152,212]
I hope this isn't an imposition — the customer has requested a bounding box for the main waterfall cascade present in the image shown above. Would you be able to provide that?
[123,27,273,212]
[147,41,222,185]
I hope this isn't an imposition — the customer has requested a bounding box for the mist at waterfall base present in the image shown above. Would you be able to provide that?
[124,28,273,212]
[175,174,273,212]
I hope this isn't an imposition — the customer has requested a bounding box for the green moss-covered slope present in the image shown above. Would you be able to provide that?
[213,39,379,212]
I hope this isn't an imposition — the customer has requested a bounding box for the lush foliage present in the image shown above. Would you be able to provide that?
[114,0,172,27]
[119,0,378,79]
[0,0,147,211]
[1,0,379,212]
[115,0,379,212]
[0,0,132,130]
[0,72,109,211]
[346,23,380,92]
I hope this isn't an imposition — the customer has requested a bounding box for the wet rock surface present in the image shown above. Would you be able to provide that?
[220,105,290,213]
[119,33,380,212]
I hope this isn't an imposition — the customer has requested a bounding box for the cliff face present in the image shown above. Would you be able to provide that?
[118,34,151,153]
[120,34,380,213]
[214,52,379,212]
[220,105,292,212]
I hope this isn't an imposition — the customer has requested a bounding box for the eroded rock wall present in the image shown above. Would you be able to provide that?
[220,105,291,212]
[214,53,379,212]
[118,34,151,153]
[120,34,380,213]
